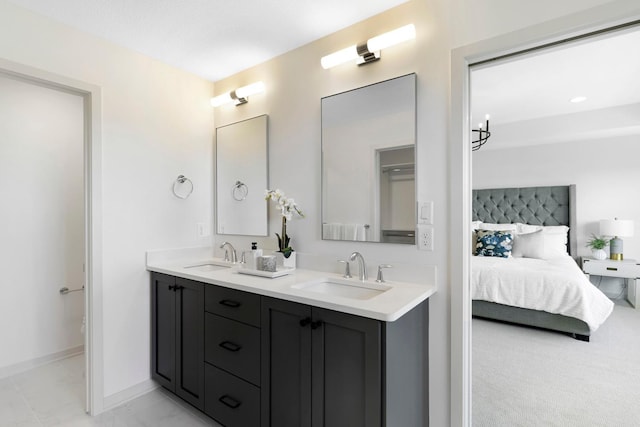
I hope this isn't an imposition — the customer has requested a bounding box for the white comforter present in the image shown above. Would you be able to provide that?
[472,255,614,331]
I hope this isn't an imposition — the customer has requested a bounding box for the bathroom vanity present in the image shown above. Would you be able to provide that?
[148,254,435,427]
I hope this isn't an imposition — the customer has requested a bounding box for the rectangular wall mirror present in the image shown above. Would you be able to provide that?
[216,114,268,236]
[321,73,416,244]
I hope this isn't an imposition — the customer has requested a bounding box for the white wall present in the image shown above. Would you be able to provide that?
[0,74,84,371]
[0,0,214,400]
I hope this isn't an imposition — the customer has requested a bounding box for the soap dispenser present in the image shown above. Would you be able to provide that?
[249,242,262,270]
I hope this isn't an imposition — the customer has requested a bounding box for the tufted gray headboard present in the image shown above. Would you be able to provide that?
[472,185,577,257]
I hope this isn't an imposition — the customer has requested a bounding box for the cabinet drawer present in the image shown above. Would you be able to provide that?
[205,286,261,327]
[205,364,260,427]
[205,313,260,386]
[583,260,640,278]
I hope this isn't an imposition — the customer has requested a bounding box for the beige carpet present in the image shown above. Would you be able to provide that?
[473,304,640,426]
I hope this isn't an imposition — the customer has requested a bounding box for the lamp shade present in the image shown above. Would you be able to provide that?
[600,219,634,237]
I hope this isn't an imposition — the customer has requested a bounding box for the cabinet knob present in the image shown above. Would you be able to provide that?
[168,285,175,291]
[299,317,311,327]
[311,320,323,330]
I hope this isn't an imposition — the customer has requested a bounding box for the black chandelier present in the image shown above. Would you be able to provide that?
[472,114,491,151]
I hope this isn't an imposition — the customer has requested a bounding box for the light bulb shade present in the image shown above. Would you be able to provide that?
[366,24,416,52]
[235,81,265,99]
[320,24,415,69]
[211,92,233,107]
[600,219,634,237]
[321,45,359,69]
[210,81,265,107]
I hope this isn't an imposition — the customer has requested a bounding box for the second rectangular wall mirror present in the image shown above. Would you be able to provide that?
[216,114,268,236]
[321,73,416,244]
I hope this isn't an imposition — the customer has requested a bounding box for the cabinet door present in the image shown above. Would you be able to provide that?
[311,307,382,427]
[261,297,312,427]
[175,278,205,410]
[151,273,176,391]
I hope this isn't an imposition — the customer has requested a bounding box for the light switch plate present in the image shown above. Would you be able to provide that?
[417,201,433,225]
[197,222,210,238]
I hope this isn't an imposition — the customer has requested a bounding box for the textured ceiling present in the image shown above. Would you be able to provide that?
[8,0,408,82]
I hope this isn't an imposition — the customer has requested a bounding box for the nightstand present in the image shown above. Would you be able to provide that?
[582,258,640,308]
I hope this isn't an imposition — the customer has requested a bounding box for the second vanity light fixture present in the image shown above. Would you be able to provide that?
[320,24,416,69]
[211,81,265,107]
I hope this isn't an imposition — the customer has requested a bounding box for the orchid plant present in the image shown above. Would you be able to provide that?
[265,189,304,257]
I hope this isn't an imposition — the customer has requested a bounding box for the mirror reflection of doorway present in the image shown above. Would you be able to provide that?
[470,25,640,426]
[378,146,415,244]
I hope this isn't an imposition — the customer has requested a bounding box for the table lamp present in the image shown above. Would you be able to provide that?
[600,218,634,260]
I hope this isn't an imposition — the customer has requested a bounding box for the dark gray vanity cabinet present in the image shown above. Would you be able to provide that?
[150,273,205,411]
[261,297,428,427]
[204,286,261,427]
[151,272,429,427]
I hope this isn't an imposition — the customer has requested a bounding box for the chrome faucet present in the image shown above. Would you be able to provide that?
[220,241,237,263]
[349,251,367,281]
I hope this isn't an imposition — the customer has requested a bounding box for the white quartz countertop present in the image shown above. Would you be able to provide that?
[146,255,436,322]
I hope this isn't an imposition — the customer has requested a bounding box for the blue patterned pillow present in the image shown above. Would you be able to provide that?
[475,230,513,258]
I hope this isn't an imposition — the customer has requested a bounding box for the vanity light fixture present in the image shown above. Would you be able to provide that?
[472,114,491,151]
[320,24,416,69]
[211,81,265,107]
[570,96,587,103]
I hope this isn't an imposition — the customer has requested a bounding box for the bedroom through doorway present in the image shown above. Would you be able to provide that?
[469,24,640,426]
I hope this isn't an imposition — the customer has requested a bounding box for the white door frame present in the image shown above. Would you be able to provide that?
[449,3,640,426]
[0,58,104,415]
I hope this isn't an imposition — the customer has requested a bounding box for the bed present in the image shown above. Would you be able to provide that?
[471,185,614,341]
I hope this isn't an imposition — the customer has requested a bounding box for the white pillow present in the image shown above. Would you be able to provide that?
[479,222,517,232]
[541,225,570,235]
[516,223,543,234]
[511,227,569,259]
[511,230,544,258]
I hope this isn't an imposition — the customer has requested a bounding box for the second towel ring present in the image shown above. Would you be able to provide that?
[173,175,194,199]
[232,180,248,201]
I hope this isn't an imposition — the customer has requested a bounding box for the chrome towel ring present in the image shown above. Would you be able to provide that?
[173,175,194,199]
[233,180,248,201]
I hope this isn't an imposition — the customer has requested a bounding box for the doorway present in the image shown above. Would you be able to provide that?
[449,10,640,427]
[469,25,640,425]
[0,59,103,416]
[0,70,87,417]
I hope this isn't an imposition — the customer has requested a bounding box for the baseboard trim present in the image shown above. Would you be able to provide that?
[103,379,159,412]
[0,345,84,380]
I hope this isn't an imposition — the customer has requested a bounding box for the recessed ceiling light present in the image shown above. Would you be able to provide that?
[570,96,587,103]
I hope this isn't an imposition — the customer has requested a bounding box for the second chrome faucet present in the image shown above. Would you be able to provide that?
[349,251,367,281]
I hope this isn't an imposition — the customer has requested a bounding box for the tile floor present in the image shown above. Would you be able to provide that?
[0,354,221,426]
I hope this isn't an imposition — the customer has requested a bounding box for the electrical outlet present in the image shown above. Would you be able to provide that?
[418,225,434,251]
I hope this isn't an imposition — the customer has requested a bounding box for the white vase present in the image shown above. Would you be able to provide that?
[275,251,296,269]
[591,248,607,260]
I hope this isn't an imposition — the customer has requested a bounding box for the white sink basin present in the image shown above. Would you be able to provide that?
[292,277,391,300]
[183,260,233,272]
